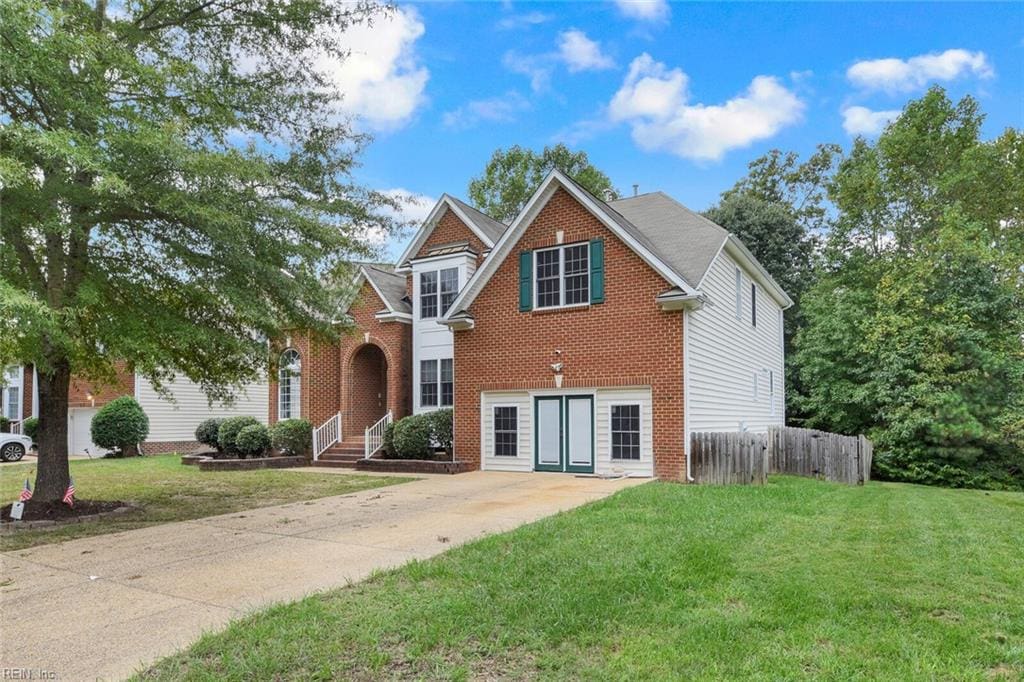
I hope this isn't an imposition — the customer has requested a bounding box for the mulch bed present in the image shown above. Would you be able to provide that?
[2,499,126,523]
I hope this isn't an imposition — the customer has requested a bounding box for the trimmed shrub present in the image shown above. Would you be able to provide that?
[0,416,9,433]
[195,418,224,452]
[217,415,260,456]
[391,413,434,459]
[22,417,39,441]
[429,408,454,456]
[91,396,150,457]
[269,419,312,457]
[381,421,396,457]
[235,423,271,457]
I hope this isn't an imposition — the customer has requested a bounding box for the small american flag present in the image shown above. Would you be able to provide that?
[19,479,33,502]
[62,477,75,507]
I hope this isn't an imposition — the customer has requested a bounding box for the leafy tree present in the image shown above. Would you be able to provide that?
[468,144,616,222]
[0,0,399,500]
[795,87,1024,489]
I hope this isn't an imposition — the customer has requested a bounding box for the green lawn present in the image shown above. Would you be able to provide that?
[0,455,405,551]
[137,476,1024,681]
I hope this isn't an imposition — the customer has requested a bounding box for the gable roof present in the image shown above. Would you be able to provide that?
[358,265,410,315]
[440,169,792,323]
[608,192,728,288]
[396,194,506,268]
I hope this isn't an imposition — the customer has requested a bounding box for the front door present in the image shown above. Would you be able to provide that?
[534,395,594,473]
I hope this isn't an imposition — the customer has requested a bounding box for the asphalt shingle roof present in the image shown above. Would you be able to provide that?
[447,196,507,244]
[363,265,411,314]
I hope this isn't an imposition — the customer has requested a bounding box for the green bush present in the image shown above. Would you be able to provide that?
[0,416,9,433]
[194,418,224,452]
[269,419,312,457]
[429,408,453,456]
[22,417,39,441]
[235,423,271,457]
[217,415,260,456]
[91,396,150,456]
[391,413,434,459]
[381,421,396,457]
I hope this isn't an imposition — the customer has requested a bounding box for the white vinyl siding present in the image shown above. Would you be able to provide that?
[687,250,785,436]
[413,253,475,414]
[480,387,653,477]
[596,388,653,477]
[135,374,268,441]
[481,392,532,472]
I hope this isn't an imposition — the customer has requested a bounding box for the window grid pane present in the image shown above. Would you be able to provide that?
[421,272,438,319]
[494,406,518,457]
[563,244,589,305]
[440,359,454,407]
[535,249,561,308]
[420,360,438,406]
[611,404,641,460]
[278,350,300,420]
[440,268,459,315]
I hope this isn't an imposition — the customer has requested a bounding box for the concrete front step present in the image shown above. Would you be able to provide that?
[312,459,359,469]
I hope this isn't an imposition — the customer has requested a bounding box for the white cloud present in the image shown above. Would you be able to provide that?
[841,105,901,136]
[317,7,429,131]
[557,29,615,72]
[846,49,994,93]
[503,51,553,92]
[381,189,437,225]
[614,0,670,22]
[608,54,804,162]
[497,11,551,30]
[442,91,532,130]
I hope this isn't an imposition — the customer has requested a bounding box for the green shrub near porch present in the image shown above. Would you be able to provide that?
[270,419,313,457]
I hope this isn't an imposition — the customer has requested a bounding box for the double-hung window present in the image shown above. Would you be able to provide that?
[420,272,438,319]
[493,406,518,457]
[420,358,453,408]
[535,243,589,309]
[420,268,458,318]
[610,404,641,460]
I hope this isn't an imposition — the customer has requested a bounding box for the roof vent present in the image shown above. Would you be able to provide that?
[633,184,639,197]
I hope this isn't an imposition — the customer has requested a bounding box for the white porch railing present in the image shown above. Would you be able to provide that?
[312,412,341,461]
[365,411,393,459]
[9,420,23,435]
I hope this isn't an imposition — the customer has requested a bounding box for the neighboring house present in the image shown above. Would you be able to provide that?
[273,169,792,479]
[1,363,267,455]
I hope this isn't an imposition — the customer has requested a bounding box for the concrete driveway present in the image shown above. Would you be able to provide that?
[0,471,647,681]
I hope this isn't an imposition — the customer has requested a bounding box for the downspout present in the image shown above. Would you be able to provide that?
[683,310,694,482]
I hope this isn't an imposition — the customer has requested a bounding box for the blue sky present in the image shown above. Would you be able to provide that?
[327,1,1023,258]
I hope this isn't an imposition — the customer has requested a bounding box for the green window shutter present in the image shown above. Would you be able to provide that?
[519,251,533,312]
[590,239,605,304]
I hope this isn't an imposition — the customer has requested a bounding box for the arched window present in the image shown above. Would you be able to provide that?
[278,349,301,419]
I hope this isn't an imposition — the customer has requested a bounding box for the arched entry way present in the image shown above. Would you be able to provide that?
[348,343,388,436]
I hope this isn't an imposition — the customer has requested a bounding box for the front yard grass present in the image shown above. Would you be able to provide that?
[138,476,1024,681]
[0,454,405,551]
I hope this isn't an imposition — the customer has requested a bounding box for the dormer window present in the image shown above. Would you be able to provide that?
[420,267,459,319]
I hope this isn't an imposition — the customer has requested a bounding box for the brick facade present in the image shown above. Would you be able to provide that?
[451,188,687,479]
[68,362,135,409]
[269,281,412,438]
[418,208,490,262]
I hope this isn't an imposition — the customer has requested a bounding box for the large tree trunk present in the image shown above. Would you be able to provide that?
[34,360,72,502]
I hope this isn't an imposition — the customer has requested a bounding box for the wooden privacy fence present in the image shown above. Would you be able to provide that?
[690,431,769,485]
[690,427,873,486]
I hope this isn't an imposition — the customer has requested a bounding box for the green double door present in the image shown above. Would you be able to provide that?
[534,395,594,474]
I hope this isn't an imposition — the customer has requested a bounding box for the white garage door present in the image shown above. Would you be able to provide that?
[68,408,107,457]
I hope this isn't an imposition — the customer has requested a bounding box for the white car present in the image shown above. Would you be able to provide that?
[1,433,32,462]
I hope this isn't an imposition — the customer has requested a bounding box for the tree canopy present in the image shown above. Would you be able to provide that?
[0,0,399,499]
[468,144,616,223]
[795,88,1024,489]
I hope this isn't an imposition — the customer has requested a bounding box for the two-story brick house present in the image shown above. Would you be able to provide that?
[273,169,791,480]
